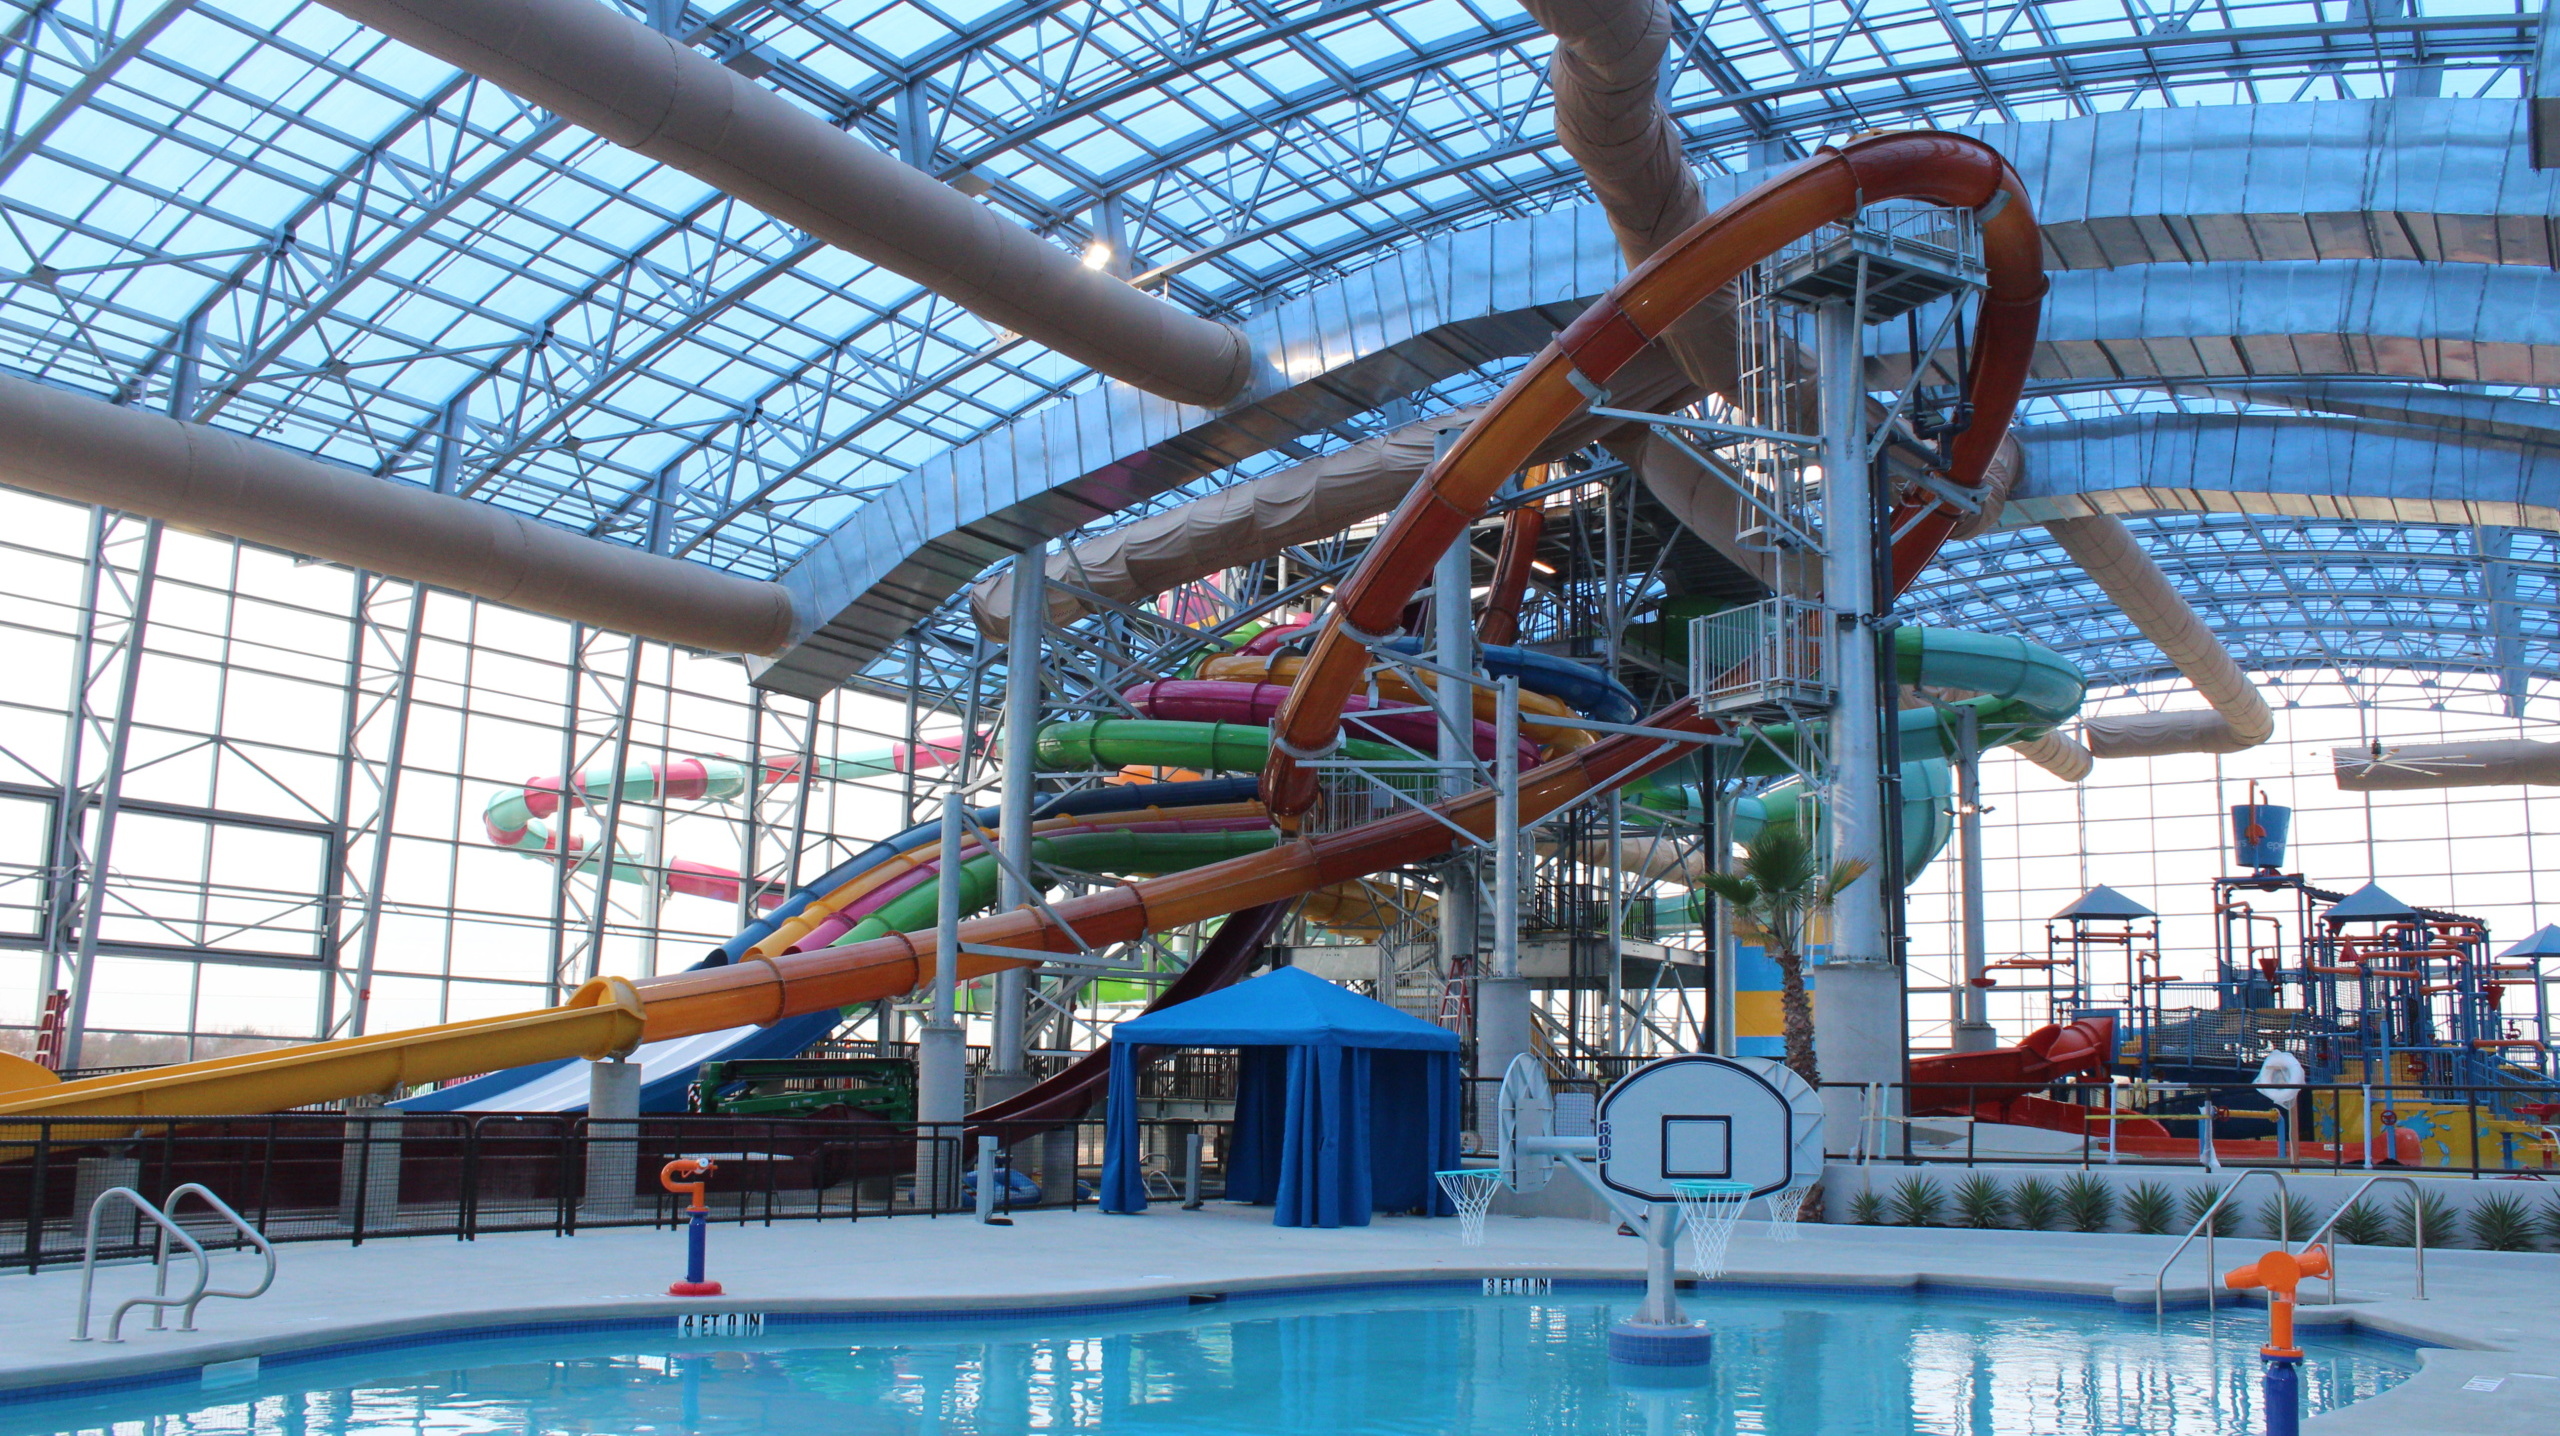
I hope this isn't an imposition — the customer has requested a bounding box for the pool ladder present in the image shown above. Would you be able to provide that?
[2151,1170,2427,1321]
[72,1184,278,1342]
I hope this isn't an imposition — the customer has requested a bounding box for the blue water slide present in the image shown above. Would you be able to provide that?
[1379,638,1639,725]
[392,777,1262,1113]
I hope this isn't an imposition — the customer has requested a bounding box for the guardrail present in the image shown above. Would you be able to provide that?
[1812,1077,2560,1175]
[3,1112,1228,1273]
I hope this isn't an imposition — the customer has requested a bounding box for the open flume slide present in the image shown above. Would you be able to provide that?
[0,129,2042,1123]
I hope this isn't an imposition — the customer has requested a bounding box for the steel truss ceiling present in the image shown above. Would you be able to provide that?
[0,0,2547,682]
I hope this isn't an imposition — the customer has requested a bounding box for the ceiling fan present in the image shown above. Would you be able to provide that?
[2332,740,2490,779]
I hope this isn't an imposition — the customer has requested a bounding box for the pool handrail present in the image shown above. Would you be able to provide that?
[73,1188,207,1343]
[2295,1173,2426,1305]
[71,1183,276,1342]
[2152,1168,2290,1321]
[158,1183,279,1327]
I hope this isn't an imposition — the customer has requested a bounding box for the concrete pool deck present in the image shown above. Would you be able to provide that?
[0,1205,2553,1433]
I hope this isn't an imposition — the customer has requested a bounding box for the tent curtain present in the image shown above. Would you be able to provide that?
[1099,1039,1147,1212]
[1224,1045,1289,1205]
[1274,1043,1369,1227]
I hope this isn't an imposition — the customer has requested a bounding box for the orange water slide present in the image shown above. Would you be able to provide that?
[1262,130,2044,821]
[0,130,2040,1123]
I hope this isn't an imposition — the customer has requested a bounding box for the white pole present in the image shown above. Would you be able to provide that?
[989,542,1044,1100]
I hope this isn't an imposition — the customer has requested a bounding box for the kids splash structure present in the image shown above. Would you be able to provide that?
[0,129,2073,1132]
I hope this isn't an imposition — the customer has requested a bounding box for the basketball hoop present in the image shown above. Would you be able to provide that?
[1436,1169,1506,1246]
[1670,1178,1753,1279]
[1767,1184,1810,1242]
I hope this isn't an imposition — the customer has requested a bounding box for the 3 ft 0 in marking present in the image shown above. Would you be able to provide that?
[1483,1277,1552,1296]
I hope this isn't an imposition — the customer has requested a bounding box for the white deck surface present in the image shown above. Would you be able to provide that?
[1,1204,2554,1434]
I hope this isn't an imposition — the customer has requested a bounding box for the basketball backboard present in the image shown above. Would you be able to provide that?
[1595,1055,1822,1203]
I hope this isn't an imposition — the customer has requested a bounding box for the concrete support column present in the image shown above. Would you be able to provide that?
[1815,292,1900,1132]
[581,1058,640,1216]
[1813,962,1905,1155]
[984,541,1044,1107]
[1433,512,1483,1043]
[1818,298,1884,967]
[1475,676,1531,1131]
[916,793,968,1208]
[1952,706,1997,1052]
[1475,977,1533,1134]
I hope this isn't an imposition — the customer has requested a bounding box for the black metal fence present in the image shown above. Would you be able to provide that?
[0,1112,1236,1275]
[1453,1070,2560,1177]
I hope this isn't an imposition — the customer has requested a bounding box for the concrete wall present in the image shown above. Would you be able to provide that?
[1818,1160,2553,1249]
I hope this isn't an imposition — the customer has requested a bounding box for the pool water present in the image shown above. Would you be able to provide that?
[7,1287,2413,1436]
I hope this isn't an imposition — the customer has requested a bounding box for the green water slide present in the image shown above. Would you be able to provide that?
[1717,627,2081,886]
[1035,718,1414,774]
[822,828,1279,950]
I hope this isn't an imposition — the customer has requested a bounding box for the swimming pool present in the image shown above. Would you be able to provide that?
[4,1286,2413,1435]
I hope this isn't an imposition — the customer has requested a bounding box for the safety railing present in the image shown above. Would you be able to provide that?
[2,1113,1228,1272]
[73,1183,274,1342]
[1814,1077,2560,1175]
[2151,1168,2291,1321]
[2297,1174,2428,1306]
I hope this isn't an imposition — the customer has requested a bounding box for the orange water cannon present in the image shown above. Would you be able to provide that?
[660,1157,723,1296]
[662,1157,715,1212]
[2223,1245,2330,1358]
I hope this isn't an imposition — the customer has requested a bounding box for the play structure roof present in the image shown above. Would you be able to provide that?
[2323,882,2421,924]
[2497,924,2560,958]
[1113,966,1460,1051]
[2052,884,2155,921]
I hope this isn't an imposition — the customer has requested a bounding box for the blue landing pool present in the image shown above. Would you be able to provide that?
[5,1287,2415,1436]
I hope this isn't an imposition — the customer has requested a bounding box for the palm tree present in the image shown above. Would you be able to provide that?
[1694,825,1870,1085]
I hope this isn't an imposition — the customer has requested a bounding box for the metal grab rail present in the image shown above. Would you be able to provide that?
[74,1188,206,1343]
[71,1184,276,1343]
[158,1184,278,1325]
[2152,1169,2291,1321]
[2297,1173,2427,1305]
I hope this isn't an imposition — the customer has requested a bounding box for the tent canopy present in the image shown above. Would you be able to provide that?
[1101,966,1460,1228]
[2053,883,2155,921]
[2497,924,2560,959]
[2324,881,2421,924]
[1113,965,1463,1051]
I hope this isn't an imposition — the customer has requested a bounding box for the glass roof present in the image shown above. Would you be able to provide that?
[0,0,2545,679]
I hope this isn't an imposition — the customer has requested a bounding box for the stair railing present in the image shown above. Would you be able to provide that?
[2152,1168,2291,1322]
[72,1183,277,1342]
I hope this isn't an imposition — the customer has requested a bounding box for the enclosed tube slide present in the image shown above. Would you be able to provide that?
[481,743,966,905]
[316,0,1250,409]
[1477,502,1549,646]
[0,134,2038,1123]
[1262,130,2046,822]
[2047,512,2276,758]
[0,373,795,655]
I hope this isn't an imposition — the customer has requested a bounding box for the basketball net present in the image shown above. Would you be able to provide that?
[1768,1184,1809,1243]
[1436,1169,1505,1247]
[1671,1179,1753,1278]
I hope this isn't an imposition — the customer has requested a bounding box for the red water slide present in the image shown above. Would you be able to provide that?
[1260,130,2044,822]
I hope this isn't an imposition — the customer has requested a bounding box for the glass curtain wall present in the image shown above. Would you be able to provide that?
[0,487,912,1065]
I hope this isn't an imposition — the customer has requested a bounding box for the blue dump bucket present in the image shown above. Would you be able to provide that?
[2231,803,2290,870]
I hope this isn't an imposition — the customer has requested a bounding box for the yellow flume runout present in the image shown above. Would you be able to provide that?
[0,978,645,1125]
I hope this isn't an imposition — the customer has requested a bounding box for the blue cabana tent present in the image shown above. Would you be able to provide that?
[1100,966,1462,1227]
